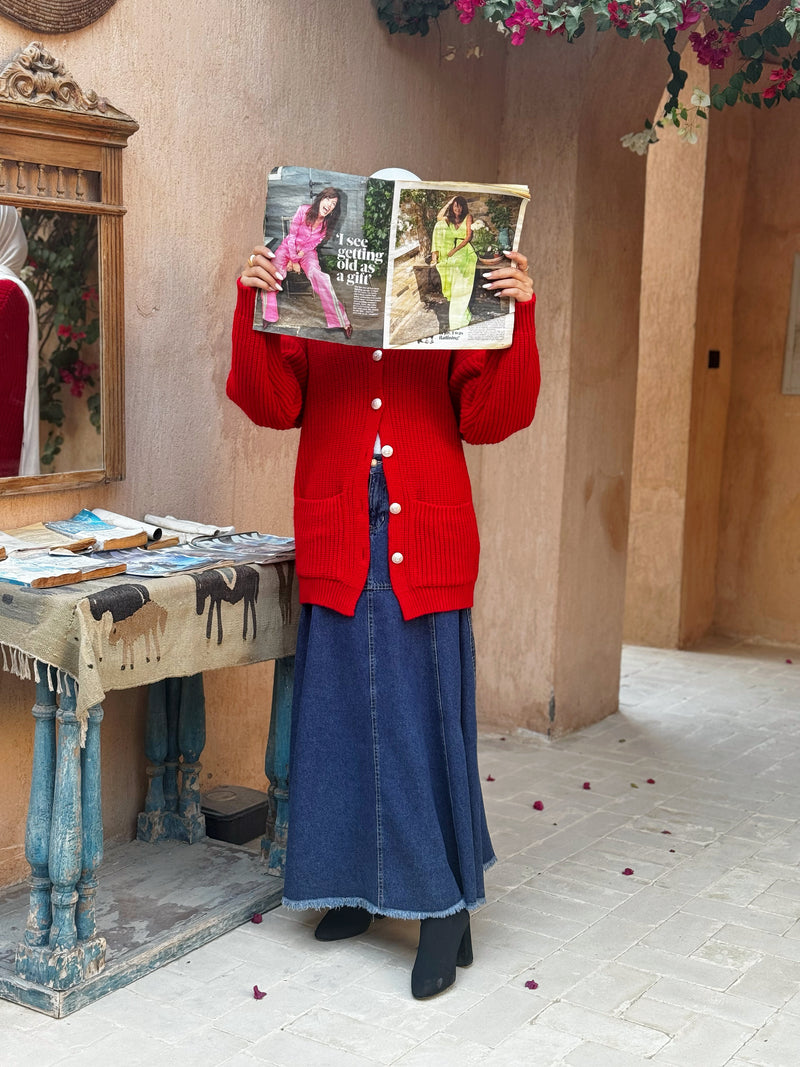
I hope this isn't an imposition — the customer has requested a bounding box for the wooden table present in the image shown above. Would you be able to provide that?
[0,560,298,1017]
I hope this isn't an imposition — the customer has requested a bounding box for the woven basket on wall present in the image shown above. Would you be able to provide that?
[0,1,117,34]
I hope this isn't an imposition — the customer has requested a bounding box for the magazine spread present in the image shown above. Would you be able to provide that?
[252,166,529,350]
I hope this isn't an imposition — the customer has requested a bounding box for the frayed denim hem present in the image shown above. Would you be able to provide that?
[281,894,488,920]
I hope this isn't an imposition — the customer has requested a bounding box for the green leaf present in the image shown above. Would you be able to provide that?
[745,59,763,83]
[738,33,763,59]
[724,85,739,105]
[729,71,745,91]
[761,20,791,53]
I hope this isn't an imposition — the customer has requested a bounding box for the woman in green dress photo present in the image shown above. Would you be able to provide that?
[431,195,478,332]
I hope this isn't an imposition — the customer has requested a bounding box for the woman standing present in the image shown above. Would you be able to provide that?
[0,205,39,477]
[431,194,478,332]
[228,179,539,999]
[261,186,352,339]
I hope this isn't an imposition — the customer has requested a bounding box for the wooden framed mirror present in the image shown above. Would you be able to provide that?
[0,41,137,495]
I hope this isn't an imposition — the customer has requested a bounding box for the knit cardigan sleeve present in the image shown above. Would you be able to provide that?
[448,296,541,445]
[226,279,308,429]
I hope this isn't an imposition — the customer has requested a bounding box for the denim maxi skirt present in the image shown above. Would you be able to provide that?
[282,458,496,919]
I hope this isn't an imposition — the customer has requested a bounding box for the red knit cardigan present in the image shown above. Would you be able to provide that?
[227,281,541,619]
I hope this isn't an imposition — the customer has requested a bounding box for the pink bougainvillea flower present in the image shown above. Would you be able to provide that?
[646,778,656,784]
[253,985,267,999]
[582,782,591,790]
[622,868,634,876]
[454,0,485,24]
[81,286,99,302]
[524,978,539,989]
[57,324,72,338]
[786,659,793,664]
[533,800,544,811]
[763,69,792,100]
[689,27,739,69]
[607,0,634,29]
[251,912,263,924]
[506,0,545,45]
[486,774,495,782]
[676,0,707,30]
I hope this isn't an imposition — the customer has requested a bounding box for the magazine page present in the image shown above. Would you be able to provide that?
[252,166,389,349]
[384,180,529,350]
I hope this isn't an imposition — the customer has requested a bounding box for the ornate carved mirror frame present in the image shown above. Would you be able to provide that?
[0,42,138,495]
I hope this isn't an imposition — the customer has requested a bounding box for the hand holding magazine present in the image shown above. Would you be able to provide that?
[251,166,530,350]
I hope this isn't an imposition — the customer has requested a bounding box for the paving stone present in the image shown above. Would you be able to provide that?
[650,1014,755,1066]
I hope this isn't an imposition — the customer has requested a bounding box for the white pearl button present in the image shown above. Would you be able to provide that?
[371,398,382,410]
[389,502,401,515]
[372,349,383,361]
[381,445,393,457]
[391,552,404,565]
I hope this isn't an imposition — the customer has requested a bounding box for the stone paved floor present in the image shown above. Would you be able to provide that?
[3,639,800,1066]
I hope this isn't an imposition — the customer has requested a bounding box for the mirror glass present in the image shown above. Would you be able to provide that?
[15,208,102,475]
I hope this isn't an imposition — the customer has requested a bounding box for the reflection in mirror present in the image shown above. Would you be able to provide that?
[0,40,138,495]
[20,209,102,473]
[0,204,38,477]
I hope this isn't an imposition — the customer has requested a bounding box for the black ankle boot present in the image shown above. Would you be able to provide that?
[314,906,373,941]
[411,910,472,999]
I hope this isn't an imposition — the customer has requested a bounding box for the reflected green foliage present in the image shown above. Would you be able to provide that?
[19,211,100,466]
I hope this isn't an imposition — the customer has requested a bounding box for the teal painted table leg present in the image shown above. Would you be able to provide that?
[21,668,57,949]
[177,673,206,843]
[138,675,206,843]
[16,671,105,989]
[76,703,104,941]
[262,656,294,876]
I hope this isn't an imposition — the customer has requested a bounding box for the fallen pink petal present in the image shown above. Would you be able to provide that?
[669,848,676,853]
[524,978,539,989]
[622,867,634,876]
[646,778,656,784]
[251,912,263,924]
[661,830,672,835]
[533,800,544,811]
[787,659,793,664]
[582,782,591,790]
[486,774,495,782]
[253,985,267,1000]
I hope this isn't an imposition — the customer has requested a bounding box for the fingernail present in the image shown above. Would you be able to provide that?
[274,284,282,292]
[481,283,493,289]
[265,249,275,258]
[482,272,494,278]
[275,272,284,281]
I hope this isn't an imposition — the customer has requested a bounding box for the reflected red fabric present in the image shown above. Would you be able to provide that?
[0,278,29,477]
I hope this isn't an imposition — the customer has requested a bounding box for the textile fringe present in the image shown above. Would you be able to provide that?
[281,893,488,920]
[1,641,33,681]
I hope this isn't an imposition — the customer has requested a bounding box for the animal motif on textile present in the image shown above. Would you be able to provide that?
[191,565,259,645]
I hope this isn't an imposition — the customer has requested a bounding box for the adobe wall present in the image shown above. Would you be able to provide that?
[714,105,800,646]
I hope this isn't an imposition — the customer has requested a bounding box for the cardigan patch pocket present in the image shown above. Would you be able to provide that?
[407,499,480,588]
[294,492,350,580]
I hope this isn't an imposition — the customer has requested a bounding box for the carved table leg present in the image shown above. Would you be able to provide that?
[177,673,206,843]
[138,675,206,843]
[263,656,294,876]
[76,703,104,942]
[137,679,169,841]
[16,673,105,989]
[20,667,57,951]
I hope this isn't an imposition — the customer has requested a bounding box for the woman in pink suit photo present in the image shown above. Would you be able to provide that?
[260,186,353,339]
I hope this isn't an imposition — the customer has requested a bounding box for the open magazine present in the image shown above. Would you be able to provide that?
[252,166,530,350]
